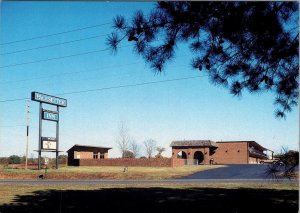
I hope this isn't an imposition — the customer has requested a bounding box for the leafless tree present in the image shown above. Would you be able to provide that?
[265,145,299,181]
[123,150,135,158]
[155,147,166,158]
[143,139,157,158]
[116,121,130,158]
[129,140,140,158]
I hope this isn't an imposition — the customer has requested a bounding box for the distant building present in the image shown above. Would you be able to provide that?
[67,140,272,167]
[170,140,271,164]
[67,144,112,166]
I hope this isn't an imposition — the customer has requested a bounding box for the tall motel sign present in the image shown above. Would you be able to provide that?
[31,92,67,169]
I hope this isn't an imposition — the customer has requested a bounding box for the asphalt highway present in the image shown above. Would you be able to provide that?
[0,165,297,185]
[0,178,297,185]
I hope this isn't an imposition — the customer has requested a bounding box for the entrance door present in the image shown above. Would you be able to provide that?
[194,151,204,164]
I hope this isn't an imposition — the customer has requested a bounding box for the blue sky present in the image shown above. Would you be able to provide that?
[0,2,298,158]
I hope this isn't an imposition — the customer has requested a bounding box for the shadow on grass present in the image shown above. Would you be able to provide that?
[0,187,298,213]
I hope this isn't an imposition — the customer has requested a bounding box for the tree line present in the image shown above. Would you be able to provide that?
[0,155,67,166]
[116,121,166,158]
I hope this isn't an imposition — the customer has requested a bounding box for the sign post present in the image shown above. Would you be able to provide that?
[31,92,67,170]
[38,103,42,170]
[56,106,59,169]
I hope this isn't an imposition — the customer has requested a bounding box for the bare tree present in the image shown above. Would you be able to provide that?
[155,147,166,158]
[116,121,130,158]
[265,146,299,181]
[143,139,157,158]
[123,150,135,158]
[129,140,140,158]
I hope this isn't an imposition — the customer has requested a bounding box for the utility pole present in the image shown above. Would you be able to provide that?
[25,100,30,169]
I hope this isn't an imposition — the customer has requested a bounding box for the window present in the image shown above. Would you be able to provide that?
[93,152,98,159]
[76,152,80,159]
[100,153,105,159]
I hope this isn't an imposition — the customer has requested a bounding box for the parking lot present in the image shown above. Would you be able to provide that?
[185,164,283,179]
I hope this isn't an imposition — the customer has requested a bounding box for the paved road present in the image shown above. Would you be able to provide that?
[0,165,297,185]
[0,178,296,185]
[185,164,273,179]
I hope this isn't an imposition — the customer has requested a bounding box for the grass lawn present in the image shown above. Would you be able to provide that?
[0,165,225,180]
[0,183,298,212]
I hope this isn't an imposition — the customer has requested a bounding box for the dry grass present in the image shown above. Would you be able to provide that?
[0,165,225,180]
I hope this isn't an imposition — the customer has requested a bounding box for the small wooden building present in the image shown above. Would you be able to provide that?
[67,144,111,166]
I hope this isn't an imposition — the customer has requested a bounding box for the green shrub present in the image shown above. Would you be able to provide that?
[8,155,21,164]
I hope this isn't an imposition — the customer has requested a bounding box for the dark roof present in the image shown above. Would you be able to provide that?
[67,144,112,152]
[170,140,218,148]
[248,141,269,151]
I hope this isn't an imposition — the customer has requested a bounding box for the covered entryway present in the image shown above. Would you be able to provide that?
[170,140,218,165]
[177,151,187,159]
[194,151,204,164]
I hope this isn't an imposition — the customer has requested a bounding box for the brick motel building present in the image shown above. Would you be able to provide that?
[171,140,272,165]
[67,140,272,167]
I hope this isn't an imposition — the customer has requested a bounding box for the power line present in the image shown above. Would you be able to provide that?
[0,48,107,69]
[0,62,141,84]
[56,76,206,96]
[0,45,133,69]
[0,22,111,46]
[0,75,207,103]
[56,75,207,95]
[0,97,29,103]
[0,125,27,127]
[6,67,143,91]
[0,54,191,85]
[9,64,192,91]
[0,34,108,55]
[0,124,39,128]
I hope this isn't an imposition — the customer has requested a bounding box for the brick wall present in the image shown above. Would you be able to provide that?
[171,158,186,167]
[212,142,248,164]
[78,158,173,167]
[74,151,93,159]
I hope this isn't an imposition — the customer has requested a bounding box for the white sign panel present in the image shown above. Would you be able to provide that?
[44,157,49,165]
[42,141,57,150]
